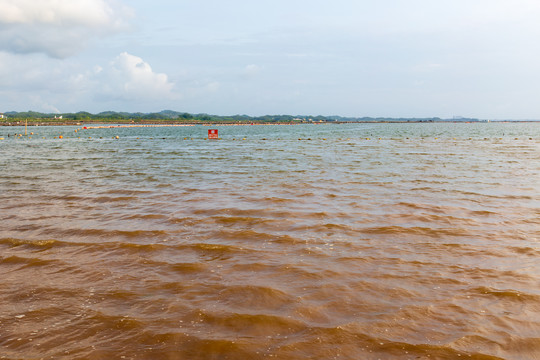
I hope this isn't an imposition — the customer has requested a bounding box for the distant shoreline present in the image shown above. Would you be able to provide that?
[2,110,539,125]
[1,120,536,127]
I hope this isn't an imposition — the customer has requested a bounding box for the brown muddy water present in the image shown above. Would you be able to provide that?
[1,123,539,359]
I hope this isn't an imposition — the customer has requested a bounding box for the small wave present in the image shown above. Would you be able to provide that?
[212,215,273,227]
[210,229,279,243]
[169,262,208,273]
[121,213,169,221]
[127,332,249,360]
[359,225,470,237]
[508,246,540,256]
[470,286,540,302]
[191,207,294,219]
[218,285,297,311]
[470,210,499,217]
[187,242,248,257]
[100,189,151,195]
[413,242,506,258]
[191,310,306,337]
[86,312,146,332]
[91,196,138,203]
[4,286,85,304]
[0,237,60,250]
[270,325,506,360]
[56,228,169,240]
[303,222,355,236]
[271,234,305,245]
[395,201,453,214]
[262,196,296,204]
[167,216,205,226]
[43,194,86,202]
[0,255,59,269]
[455,189,534,201]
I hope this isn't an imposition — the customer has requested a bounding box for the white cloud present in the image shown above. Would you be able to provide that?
[0,51,179,112]
[0,0,132,58]
[98,52,177,101]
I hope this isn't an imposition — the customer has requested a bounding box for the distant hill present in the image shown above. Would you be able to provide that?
[0,110,484,123]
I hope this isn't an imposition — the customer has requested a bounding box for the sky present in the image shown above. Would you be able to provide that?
[1,0,540,119]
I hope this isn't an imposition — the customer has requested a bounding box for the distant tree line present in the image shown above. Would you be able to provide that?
[0,110,481,124]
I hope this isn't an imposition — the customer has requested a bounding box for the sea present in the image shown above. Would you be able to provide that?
[0,122,539,360]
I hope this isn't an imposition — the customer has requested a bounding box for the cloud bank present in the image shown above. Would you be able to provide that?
[0,51,178,112]
[98,52,177,101]
[0,0,132,58]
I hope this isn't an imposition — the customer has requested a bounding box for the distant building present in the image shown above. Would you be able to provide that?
[0,113,4,119]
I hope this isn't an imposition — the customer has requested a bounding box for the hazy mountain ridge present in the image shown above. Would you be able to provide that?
[1,110,484,123]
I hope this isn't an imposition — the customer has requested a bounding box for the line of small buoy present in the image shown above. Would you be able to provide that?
[82,124,196,130]
[0,135,536,141]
